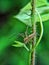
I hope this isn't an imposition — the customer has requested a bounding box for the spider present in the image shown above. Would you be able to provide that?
[19,26,36,44]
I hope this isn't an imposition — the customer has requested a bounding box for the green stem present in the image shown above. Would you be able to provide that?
[31,9,43,52]
[30,0,36,65]
[29,43,32,65]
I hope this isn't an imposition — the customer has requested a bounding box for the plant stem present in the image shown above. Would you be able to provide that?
[29,0,43,65]
[29,43,32,65]
[31,0,36,65]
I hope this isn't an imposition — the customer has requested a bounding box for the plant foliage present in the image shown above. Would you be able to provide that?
[0,0,49,65]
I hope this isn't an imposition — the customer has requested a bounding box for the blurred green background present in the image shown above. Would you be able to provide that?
[0,0,49,65]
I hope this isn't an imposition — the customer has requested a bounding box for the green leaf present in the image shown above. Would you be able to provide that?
[12,41,29,51]
[36,0,47,7]
[15,6,49,26]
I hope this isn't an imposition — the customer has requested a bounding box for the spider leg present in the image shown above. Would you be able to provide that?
[18,33,25,38]
[25,26,29,37]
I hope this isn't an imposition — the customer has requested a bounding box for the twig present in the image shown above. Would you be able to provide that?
[30,0,36,65]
